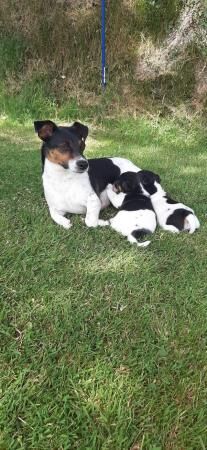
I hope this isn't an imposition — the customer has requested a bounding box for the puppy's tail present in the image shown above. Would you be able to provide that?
[184,213,200,234]
[129,229,152,247]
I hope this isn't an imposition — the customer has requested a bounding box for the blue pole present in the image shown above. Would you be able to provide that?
[101,0,106,88]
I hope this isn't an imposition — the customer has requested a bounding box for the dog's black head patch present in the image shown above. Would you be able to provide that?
[34,120,89,171]
[113,171,141,193]
[137,170,161,195]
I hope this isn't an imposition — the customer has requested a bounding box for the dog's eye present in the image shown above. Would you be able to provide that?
[58,143,70,151]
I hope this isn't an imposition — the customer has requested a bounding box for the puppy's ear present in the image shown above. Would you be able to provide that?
[154,173,161,183]
[137,170,152,185]
[71,121,89,141]
[138,170,161,185]
[34,120,58,141]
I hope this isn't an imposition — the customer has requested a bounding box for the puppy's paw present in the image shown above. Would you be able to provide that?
[163,225,179,233]
[98,219,109,226]
[107,183,113,191]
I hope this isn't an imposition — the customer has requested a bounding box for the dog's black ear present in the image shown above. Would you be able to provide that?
[154,173,161,183]
[71,122,89,141]
[137,170,151,185]
[138,170,161,185]
[34,120,58,141]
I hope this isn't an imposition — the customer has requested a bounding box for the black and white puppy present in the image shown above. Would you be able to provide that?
[34,120,140,229]
[137,170,200,233]
[106,172,157,247]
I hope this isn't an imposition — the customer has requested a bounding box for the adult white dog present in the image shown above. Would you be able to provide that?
[34,120,140,229]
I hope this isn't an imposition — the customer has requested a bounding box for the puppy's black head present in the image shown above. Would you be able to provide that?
[34,120,89,172]
[137,170,161,195]
[113,171,141,193]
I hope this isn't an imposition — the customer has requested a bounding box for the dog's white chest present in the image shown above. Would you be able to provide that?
[43,161,93,214]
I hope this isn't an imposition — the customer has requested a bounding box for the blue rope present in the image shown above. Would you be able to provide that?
[101,0,106,88]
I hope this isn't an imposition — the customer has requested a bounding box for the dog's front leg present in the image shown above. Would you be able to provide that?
[85,193,108,227]
[49,207,72,229]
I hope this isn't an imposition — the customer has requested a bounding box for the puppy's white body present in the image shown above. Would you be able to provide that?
[110,209,156,246]
[150,183,200,233]
[43,157,140,228]
[107,186,156,247]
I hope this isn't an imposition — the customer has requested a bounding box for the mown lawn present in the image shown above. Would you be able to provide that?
[1,117,207,450]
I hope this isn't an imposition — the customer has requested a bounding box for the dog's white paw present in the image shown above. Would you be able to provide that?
[98,219,109,226]
[163,225,179,233]
[107,183,113,191]
[85,217,98,228]
[61,218,72,229]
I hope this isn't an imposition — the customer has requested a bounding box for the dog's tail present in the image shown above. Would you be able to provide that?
[128,229,152,247]
[184,213,200,234]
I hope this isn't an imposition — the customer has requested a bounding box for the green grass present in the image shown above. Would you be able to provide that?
[1,116,207,450]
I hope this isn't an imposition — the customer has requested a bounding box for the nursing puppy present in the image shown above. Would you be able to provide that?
[106,172,157,247]
[137,170,200,233]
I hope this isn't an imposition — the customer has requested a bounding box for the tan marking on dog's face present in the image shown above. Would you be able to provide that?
[113,182,122,193]
[47,148,73,165]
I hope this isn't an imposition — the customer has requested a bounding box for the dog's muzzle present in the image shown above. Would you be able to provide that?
[69,157,89,173]
[113,182,121,193]
[76,159,88,172]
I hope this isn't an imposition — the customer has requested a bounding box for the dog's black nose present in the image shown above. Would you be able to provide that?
[76,159,88,171]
